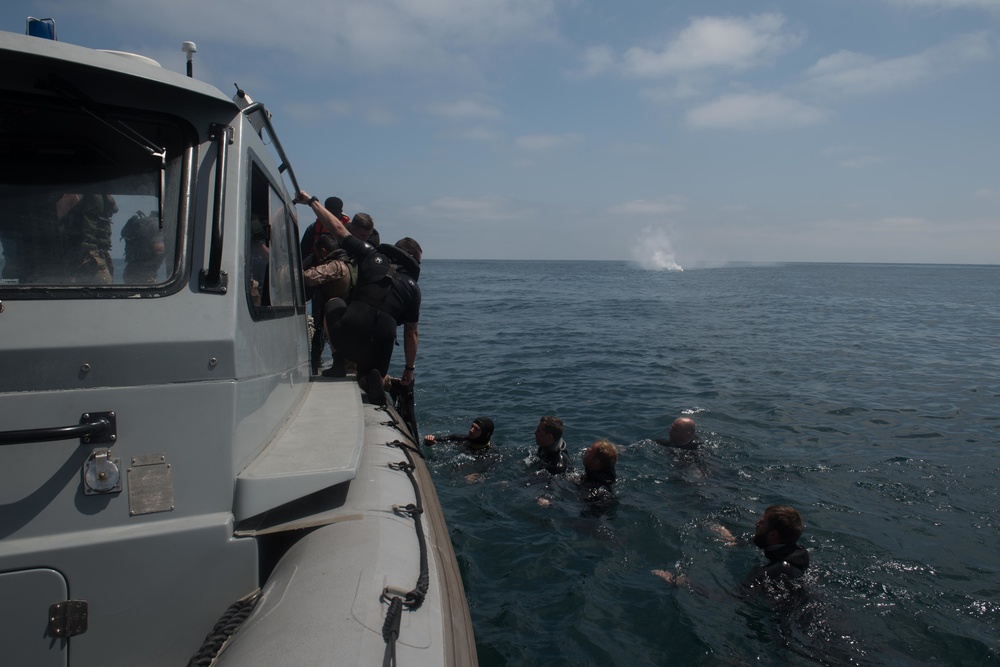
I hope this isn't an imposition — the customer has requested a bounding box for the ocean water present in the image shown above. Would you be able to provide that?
[404,261,999,667]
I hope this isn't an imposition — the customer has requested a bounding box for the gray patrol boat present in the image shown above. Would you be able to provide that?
[0,20,476,667]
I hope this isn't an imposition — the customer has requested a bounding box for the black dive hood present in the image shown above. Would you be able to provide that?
[378,243,420,281]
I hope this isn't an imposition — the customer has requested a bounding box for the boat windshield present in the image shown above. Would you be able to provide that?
[0,94,188,292]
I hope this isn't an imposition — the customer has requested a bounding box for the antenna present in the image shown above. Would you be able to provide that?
[181,41,197,78]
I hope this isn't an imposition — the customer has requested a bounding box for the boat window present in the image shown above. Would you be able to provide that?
[247,161,301,318]
[0,94,188,294]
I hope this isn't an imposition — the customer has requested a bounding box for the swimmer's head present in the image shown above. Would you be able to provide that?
[535,416,563,446]
[583,439,618,472]
[668,417,696,446]
[468,416,494,445]
[753,505,803,548]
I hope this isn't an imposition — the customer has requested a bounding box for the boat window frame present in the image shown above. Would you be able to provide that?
[244,149,305,321]
[0,92,196,300]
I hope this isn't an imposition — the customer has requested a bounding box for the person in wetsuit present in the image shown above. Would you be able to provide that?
[294,190,421,401]
[580,439,618,499]
[741,504,810,593]
[653,417,701,450]
[424,417,495,451]
[651,505,810,593]
[535,416,570,474]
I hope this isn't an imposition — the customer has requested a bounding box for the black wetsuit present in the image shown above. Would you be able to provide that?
[741,543,810,593]
[428,417,495,452]
[430,434,492,451]
[582,468,616,488]
[537,439,570,474]
[653,435,701,450]
[327,236,420,377]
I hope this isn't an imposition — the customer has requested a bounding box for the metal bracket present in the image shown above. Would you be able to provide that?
[208,123,234,144]
[198,268,229,293]
[81,411,116,445]
[48,600,88,637]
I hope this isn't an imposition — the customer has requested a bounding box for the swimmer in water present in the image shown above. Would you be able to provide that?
[423,416,495,451]
[653,417,701,450]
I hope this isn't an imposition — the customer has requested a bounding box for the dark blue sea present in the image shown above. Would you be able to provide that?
[401,261,999,667]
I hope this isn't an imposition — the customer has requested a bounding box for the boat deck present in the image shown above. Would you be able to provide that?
[234,378,364,521]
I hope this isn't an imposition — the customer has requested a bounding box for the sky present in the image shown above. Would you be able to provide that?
[6,1,999,265]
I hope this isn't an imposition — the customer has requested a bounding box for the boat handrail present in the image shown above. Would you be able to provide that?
[200,123,232,293]
[0,412,116,447]
[238,101,301,195]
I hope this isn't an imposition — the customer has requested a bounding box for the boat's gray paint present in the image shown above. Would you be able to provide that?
[234,378,365,521]
[218,402,478,666]
[0,28,475,666]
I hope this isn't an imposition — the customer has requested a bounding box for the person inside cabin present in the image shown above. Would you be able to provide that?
[120,210,166,284]
[249,213,269,306]
[57,193,118,284]
[534,416,570,474]
[424,417,495,451]
[653,417,701,450]
[294,190,421,407]
[652,504,810,597]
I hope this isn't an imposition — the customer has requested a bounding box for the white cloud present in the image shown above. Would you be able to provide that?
[622,13,804,78]
[841,155,886,169]
[610,142,659,155]
[284,99,352,123]
[822,146,886,168]
[364,106,400,125]
[880,216,928,227]
[578,45,616,77]
[428,99,503,120]
[447,126,503,141]
[638,80,704,104]
[515,133,585,151]
[887,0,1000,9]
[84,0,558,75]
[410,196,527,222]
[687,92,828,129]
[610,197,686,216]
[803,32,993,97]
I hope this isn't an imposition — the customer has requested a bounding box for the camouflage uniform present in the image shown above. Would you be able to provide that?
[62,194,118,284]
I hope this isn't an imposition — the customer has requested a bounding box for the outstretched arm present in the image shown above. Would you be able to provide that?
[651,569,689,587]
[294,191,349,239]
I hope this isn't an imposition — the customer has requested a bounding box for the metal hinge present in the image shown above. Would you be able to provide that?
[48,600,88,637]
